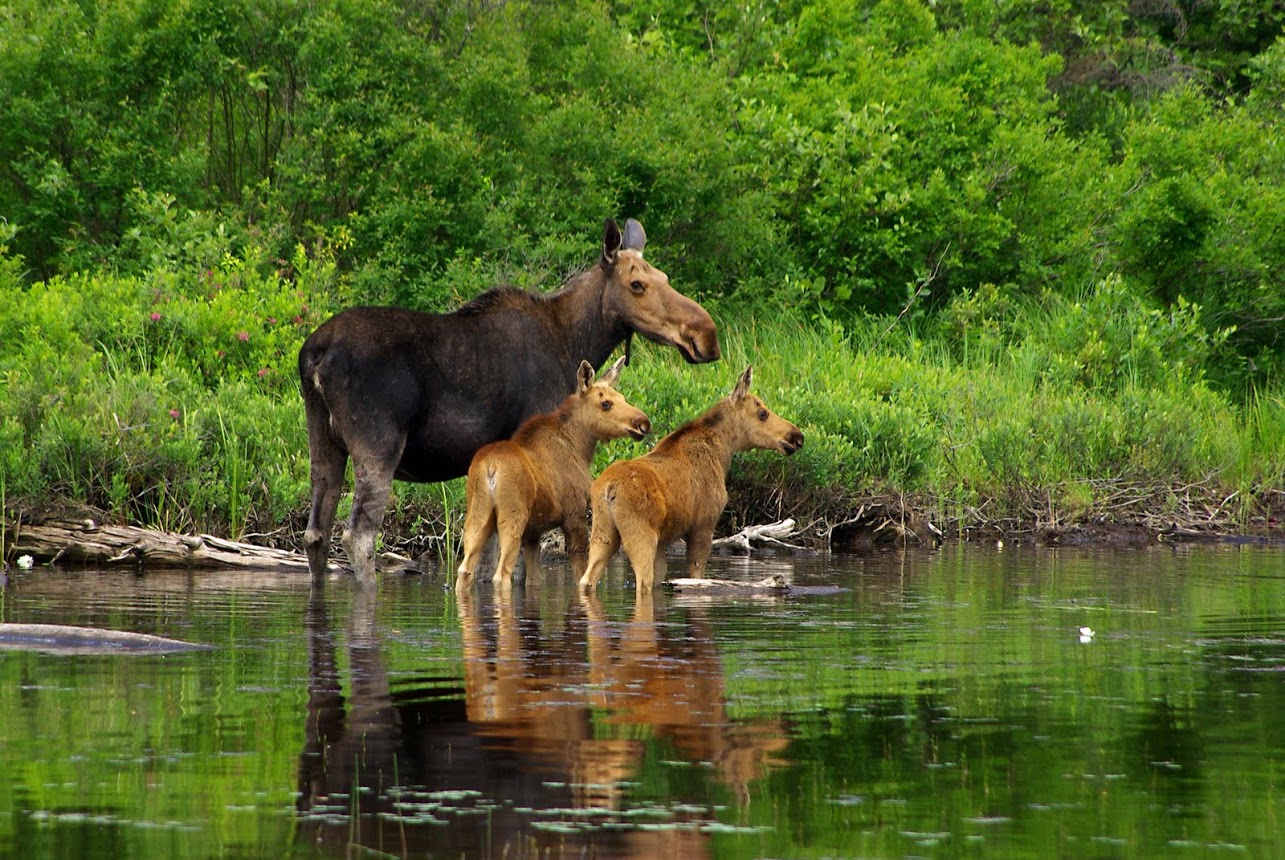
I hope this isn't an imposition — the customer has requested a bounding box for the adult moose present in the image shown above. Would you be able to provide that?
[299,218,720,584]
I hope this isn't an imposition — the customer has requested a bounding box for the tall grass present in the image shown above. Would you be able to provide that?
[617,294,1285,536]
[2,258,1283,553]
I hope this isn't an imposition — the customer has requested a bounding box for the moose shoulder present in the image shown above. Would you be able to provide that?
[298,218,720,584]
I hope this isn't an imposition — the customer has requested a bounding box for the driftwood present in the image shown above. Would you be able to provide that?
[666,574,788,592]
[711,519,805,552]
[0,623,212,655]
[8,519,322,571]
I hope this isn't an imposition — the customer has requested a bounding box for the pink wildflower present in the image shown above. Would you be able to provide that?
[238,331,250,342]
[150,312,162,322]
[169,409,181,420]
[257,368,268,378]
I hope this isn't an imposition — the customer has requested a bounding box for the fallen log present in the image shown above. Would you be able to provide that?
[8,519,319,571]
[666,574,789,591]
[711,519,806,552]
[0,623,212,655]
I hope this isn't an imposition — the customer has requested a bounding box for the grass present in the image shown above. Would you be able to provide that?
[2,265,1284,557]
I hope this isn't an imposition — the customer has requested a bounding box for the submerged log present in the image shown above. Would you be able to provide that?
[8,519,319,571]
[0,623,212,655]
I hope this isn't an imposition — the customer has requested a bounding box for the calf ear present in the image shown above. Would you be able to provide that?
[730,365,753,403]
[577,360,595,393]
[622,218,647,253]
[598,355,627,389]
[601,218,622,267]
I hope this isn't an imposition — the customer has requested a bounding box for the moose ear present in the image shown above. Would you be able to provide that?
[601,218,622,267]
[730,365,753,403]
[622,218,647,253]
[577,360,595,393]
[597,354,627,389]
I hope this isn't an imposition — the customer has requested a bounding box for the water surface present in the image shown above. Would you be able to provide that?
[1,544,1281,858]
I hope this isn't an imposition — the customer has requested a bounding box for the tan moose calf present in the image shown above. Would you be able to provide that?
[456,357,650,590]
[579,365,804,594]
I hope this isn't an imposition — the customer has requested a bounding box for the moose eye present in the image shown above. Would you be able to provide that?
[758,408,769,422]
[629,279,646,294]
[601,400,613,411]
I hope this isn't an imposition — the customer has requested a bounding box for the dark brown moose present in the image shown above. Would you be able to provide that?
[298,218,720,583]
[456,355,650,591]
[579,365,804,594]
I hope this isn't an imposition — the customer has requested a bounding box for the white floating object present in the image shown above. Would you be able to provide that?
[1079,626,1095,643]
[16,555,34,569]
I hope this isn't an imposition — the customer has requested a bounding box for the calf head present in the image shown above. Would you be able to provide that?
[600,218,721,365]
[572,357,651,441]
[725,365,805,455]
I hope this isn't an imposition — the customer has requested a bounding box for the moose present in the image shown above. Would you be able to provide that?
[578,365,804,594]
[298,218,720,583]
[455,356,650,591]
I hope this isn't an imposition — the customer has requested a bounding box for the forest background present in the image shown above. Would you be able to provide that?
[2,0,1283,560]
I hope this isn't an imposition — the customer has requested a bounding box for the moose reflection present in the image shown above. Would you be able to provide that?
[296,580,787,858]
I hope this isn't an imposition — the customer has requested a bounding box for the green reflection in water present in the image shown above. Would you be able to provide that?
[0,546,1280,859]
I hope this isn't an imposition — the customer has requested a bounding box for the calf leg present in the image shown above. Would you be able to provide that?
[520,536,542,587]
[580,516,620,591]
[303,429,347,586]
[457,476,496,582]
[620,526,662,593]
[492,505,528,589]
[563,517,590,581]
[685,527,715,578]
[653,548,669,584]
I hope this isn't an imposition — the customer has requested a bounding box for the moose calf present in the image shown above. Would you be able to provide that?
[456,357,650,589]
[579,365,804,593]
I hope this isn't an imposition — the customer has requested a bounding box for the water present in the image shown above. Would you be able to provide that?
[0,544,1281,858]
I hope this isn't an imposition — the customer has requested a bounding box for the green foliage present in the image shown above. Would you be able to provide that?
[0,235,332,535]
[2,0,1284,540]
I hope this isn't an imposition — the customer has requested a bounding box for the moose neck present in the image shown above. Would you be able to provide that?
[548,267,629,371]
[562,421,604,466]
[660,404,740,475]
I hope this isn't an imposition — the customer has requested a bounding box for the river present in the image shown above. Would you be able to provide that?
[1,543,1281,858]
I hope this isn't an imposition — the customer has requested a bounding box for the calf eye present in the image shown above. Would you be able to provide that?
[601,400,613,411]
[629,279,645,294]
[758,408,769,421]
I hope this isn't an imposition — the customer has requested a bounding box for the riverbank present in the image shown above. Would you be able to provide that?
[3,276,1283,559]
[8,483,1285,576]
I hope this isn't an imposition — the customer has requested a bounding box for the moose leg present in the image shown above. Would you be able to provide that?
[303,427,347,586]
[653,548,669,584]
[343,450,402,586]
[620,527,661,593]
[684,527,715,579]
[491,510,527,589]
[490,471,536,588]
[580,524,620,590]
[520,536,542,587]
[562,518,590,582]
[456,478,496,584]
